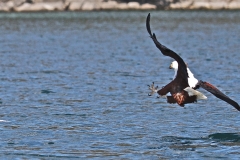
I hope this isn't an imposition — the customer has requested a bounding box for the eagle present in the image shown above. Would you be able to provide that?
[146,13,240,111]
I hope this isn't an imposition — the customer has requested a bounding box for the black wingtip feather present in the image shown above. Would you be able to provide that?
[233,103,240,111]
[198,81,240,111]
[146,13,189,83]
[227,99,240,111]
[146,13,152,36]
[153,33,156,39]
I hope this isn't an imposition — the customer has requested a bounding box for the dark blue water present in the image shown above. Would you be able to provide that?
[0,11,240,159]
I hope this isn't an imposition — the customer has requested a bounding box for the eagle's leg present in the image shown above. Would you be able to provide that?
[148,82,158,96]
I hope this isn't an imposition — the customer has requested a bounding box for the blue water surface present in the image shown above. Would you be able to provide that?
[0,11,240,159]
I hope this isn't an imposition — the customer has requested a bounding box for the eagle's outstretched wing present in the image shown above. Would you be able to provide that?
[146,13,188,83]
[197,80,240,111]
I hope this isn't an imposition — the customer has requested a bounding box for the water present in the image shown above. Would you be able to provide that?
[0,11,240,159]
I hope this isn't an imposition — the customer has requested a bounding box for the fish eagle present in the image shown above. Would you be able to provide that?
[146,13,240,111]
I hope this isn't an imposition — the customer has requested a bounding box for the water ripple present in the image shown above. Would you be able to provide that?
[0,10,240,159]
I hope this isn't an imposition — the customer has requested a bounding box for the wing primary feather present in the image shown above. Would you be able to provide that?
[198,80,240,111]
[146,13,189,82]
[146,13,152,36]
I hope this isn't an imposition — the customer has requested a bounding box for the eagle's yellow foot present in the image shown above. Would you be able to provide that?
[148,82,158,96]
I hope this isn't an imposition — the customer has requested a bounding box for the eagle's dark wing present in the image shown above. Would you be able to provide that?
[197,80,240,111]
[146,13,188,83]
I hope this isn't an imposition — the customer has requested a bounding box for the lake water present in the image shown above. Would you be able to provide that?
[0,10,240,159]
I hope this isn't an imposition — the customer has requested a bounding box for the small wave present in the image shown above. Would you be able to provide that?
[0,120,10,122]
[208,133,240,142]
[41,90,55,94]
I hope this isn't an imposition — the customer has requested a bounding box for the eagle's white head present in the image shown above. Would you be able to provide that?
[169,61,178,79]
[169,61,199,88]
[169,61,178,70]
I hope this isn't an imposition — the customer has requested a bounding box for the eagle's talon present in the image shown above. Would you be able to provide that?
[148,82,158,96]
